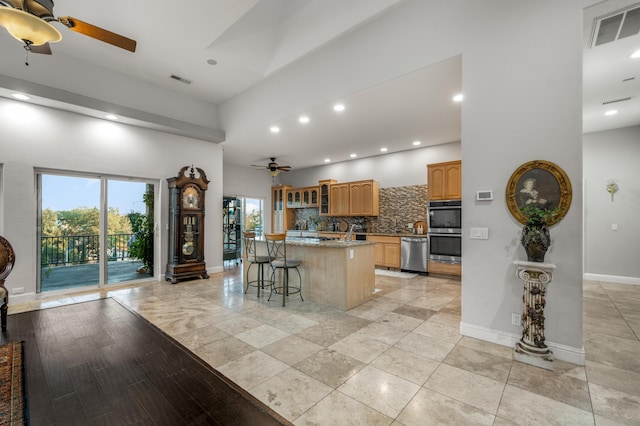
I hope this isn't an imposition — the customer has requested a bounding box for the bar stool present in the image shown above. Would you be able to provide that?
[265,233,303,307]
[243,231,272,297]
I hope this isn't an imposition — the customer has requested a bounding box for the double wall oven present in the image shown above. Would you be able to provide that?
[427,200,462,264]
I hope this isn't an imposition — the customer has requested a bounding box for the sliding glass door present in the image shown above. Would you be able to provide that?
[38,172,154,292]
[107,180,151,284]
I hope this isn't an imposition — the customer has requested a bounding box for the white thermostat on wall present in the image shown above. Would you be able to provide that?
[476,190,493,201]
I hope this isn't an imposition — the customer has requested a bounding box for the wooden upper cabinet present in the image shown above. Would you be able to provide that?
[321,179,379,216]
[428,160,461,200]
[272,185,291,233]
[330,183,350,216]
[302,186,318,207]
[349,180,379,216]
[319,180,336,216]
[284,186,319,208]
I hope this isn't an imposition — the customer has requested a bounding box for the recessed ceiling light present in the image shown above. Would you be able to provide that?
[350,153,357,158]
[299,115,310,124]
[333,104,345,112]
[604,110,618,116]
[380,147,388,152]
[206,59,218,66]
[11,93,29,100]
[324,158,331,163]
[105,114,118,120]
[270,126,280,133]
[412,140,421,146]
[630,49,640,59]
[453,94,464,102]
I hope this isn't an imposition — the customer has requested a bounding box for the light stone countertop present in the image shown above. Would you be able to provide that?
[284,239,376,247]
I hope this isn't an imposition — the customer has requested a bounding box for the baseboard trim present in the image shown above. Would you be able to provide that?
[208,265,224,274]
[460,322,585,366]
[583,273,640,285]
[8,292,37,305]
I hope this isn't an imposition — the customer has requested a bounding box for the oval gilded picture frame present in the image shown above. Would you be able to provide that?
[506,160,572,226]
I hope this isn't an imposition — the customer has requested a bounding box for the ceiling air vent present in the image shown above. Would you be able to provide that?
[170,74,192,85]
[591,3,640,47]
[602,96,632,105]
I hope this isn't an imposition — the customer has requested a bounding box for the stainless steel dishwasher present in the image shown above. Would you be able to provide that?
[401,237,428,273]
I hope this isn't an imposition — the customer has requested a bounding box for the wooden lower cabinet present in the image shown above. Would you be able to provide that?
[428,261,461,276]
[367,235,400,269]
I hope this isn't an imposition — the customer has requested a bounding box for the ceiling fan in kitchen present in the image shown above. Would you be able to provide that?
[252,157,292,178]
[0,0,136,57]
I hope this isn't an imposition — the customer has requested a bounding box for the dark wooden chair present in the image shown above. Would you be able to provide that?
[0,236,15,331]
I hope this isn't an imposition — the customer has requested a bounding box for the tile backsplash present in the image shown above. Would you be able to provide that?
[290,184,427,233]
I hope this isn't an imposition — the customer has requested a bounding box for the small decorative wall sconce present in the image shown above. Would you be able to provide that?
[606,179,619,202]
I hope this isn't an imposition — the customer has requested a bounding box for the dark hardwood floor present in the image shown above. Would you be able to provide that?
[1,298,290,425]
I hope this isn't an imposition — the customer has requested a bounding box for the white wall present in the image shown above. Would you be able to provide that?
[282,142,461,188]
[0,53,221,132]
[0,98,224,303]
[219,0,587,363]
[222,164,275,233]
[584,125,640,282]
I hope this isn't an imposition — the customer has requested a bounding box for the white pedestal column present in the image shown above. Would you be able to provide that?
[513,260,556,370]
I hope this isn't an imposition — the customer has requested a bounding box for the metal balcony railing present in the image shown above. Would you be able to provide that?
[41,233,135,267]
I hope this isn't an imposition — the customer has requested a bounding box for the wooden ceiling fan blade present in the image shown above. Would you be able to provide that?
[58,16,136,52]
[29,43,52,54]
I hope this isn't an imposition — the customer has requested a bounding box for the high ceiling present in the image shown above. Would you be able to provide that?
[0,0,638,172]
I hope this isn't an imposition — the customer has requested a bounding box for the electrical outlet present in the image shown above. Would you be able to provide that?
[511,313,521,326]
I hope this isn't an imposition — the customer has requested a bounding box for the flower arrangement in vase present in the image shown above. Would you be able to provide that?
[520,205,559,262]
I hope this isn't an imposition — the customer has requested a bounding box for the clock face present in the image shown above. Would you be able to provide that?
[183,187,200,209]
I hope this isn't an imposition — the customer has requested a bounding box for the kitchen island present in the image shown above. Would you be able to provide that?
[245,238,376,310]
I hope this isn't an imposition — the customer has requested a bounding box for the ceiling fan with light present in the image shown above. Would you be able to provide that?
[252,157,292,178]
[0,0,136,56]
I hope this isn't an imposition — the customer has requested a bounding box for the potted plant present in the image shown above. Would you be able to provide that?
[520,205,558,262]
[128,190,154,274]
[308,214,321,231]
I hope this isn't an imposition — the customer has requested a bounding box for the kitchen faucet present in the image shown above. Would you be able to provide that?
[344,224,356,242]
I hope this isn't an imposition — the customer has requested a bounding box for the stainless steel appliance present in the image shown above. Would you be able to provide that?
[401,237,428,273]
[427,200,462,233]
[428,233,461,264]
[427,199,462,265]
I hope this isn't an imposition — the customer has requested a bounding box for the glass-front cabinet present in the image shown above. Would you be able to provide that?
[319,180,336,216]
[286,186,319,208]
[272,185,291,233]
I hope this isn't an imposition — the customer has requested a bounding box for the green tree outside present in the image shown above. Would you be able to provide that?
[41,206,135,266]
[245,208,262,232]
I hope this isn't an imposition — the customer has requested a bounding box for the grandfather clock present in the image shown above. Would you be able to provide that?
[166,165,209,284]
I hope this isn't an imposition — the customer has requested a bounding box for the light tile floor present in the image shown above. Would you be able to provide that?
[9,268,640,425]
